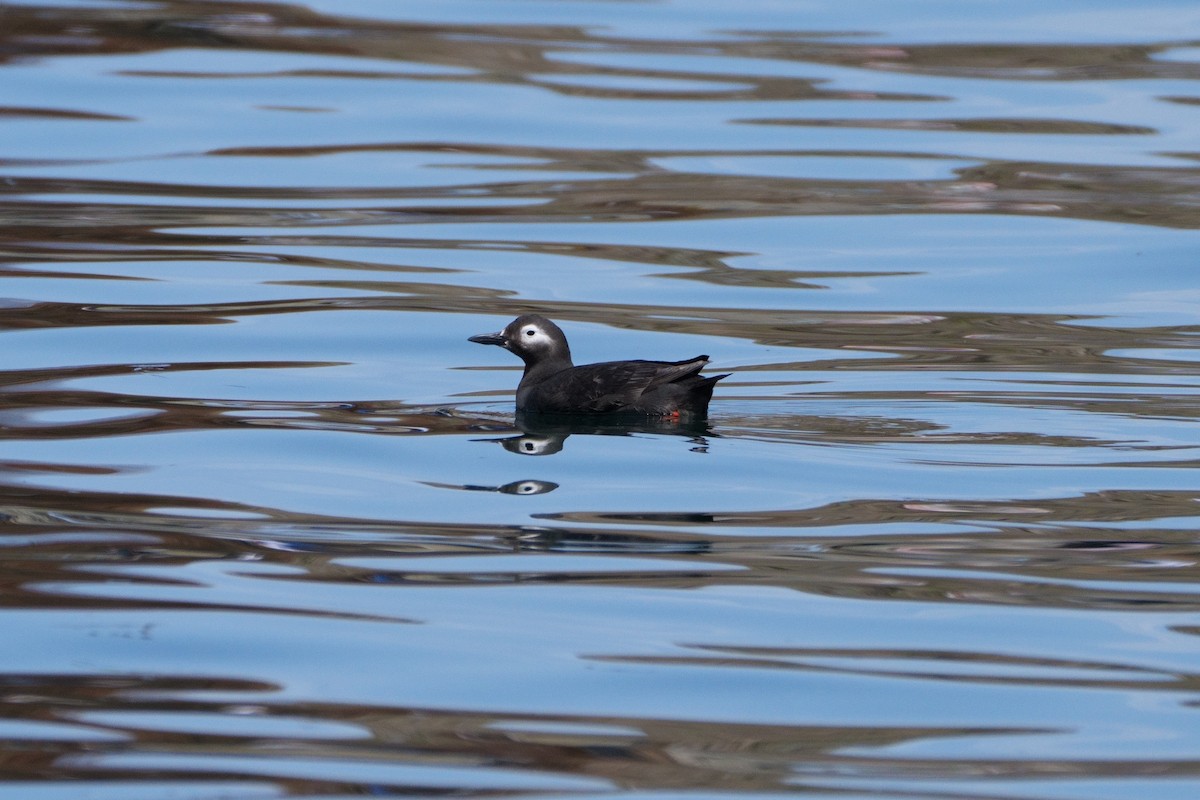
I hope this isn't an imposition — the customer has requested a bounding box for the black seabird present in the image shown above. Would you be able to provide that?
[469,314,727,417]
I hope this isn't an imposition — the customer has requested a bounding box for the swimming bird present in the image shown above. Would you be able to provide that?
[468,314,727,416]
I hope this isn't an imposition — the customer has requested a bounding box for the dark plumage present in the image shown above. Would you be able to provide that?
[468,314,727,416]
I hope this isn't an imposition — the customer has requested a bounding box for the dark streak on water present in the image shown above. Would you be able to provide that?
[2,1,1200,798]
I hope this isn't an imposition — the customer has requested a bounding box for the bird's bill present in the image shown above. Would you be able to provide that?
[468,331,506,347]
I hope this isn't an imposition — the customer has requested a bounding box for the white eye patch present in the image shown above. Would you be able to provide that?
[519,326,553,348]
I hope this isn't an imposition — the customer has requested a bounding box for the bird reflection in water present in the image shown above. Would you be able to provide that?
[480,411,716,456]
[421,478,559,495]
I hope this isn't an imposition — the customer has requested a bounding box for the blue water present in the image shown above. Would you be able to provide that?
[2,1,1200,798]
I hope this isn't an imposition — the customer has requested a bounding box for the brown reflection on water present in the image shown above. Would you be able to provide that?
[538,488,1200,530]
[4,672,1199,792]
[618,644,1195,689]
[8,145,1200,231]
[0,385,512,442]
[2,4,1199,796]
[0,358,523,444]
[1,2,936,103]
[2,275,1197,383]
[752,117,1158,135]
[0,669,1068,792]
[4,2,1198,83]
[1,358,1193,457]
[4,458,1198,613]
[2,0,1199,235]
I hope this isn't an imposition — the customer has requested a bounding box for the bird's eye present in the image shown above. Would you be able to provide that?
[525,329,535,336]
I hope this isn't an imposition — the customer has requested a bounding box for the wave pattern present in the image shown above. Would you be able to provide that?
[2,1,1200,798]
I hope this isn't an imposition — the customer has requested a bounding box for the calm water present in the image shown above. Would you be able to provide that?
[3,1,1200,798]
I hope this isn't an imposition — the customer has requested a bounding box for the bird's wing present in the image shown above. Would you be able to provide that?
[541,357,709,412]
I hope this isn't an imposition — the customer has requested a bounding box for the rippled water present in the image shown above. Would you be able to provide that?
[3,1,1200,798]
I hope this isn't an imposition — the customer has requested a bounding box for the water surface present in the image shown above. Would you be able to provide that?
[2,1,1200,798]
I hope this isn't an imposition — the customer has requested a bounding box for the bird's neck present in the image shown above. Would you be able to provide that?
[520,353,573,387]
